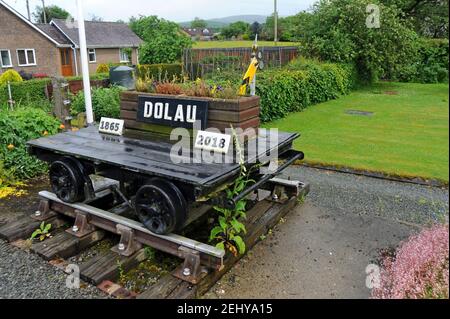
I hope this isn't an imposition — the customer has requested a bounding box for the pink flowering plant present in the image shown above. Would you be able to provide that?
[372,224,449,299]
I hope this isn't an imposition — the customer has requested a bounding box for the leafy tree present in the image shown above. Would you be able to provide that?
[380,0,448,38]
[249,21,262,38]
[221,21,250,39]
[191,17,208,29]
[33,5,70,23]
[129,16,192,64]
[298,0,419,82]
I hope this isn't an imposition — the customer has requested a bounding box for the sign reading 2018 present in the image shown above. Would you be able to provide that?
[137,96,209,130]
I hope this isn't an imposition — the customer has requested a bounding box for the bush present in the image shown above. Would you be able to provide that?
[136,63,183,81]
[96,63,110,74]
[0,78,50,106]
[256,59,357,122]
[0,107,61,180]
[395,38,449,83]
[71,86,124,121]
[372,224,449,299]
[0,69,23,85]
[299,0,419,83]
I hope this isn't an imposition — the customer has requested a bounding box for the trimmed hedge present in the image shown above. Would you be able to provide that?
[136,63,183,81]
[0,78,50,105]
[256,59,357,122]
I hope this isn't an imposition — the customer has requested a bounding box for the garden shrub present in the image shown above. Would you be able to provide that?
[0,107,61,181]
[136,63,183,81]
[372,224,449,299]
[0,69,23,85]
[96,63,110,74]
[0,78,50,106]
[256,59,357,122]
[71,86,124,121]
[395,38,449,83]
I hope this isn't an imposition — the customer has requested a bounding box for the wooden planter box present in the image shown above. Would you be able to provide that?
[120,91,260,138]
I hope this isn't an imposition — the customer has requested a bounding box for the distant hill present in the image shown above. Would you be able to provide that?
[179,15,267,29]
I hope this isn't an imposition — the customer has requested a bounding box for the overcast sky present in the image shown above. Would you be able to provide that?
[3,0,316,22]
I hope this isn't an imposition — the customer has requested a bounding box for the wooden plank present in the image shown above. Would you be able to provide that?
[79,248,147,285]
[0,216,66,242]
[208,117,260,132]
[137,273,185,299]
[208,107,259,123]
[31,230,105,260]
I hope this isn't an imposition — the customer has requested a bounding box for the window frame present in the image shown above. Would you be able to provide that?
[16,48,36,67]
[0,49,13,68]
[119,48,131,63]
[88,48,97,63]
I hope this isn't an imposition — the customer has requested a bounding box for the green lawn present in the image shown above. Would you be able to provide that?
[264,82,449,182]
[193,41,299,49]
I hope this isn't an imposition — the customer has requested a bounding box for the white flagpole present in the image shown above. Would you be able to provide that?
[76,0,94,125]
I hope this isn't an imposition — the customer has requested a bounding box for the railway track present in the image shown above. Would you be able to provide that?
[0,177,309,299]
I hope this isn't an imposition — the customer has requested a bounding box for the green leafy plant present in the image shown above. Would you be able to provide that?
[0,107,61,181]
[30,221,52,241]
[71,86,124,120]
[209,130,255,257]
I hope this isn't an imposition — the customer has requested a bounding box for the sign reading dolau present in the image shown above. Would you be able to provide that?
[137,96,209,130]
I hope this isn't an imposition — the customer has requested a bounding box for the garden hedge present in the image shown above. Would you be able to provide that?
[0,78,50,106]
[256,59,357,122]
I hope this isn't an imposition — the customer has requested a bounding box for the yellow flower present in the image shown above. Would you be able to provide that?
[43,131,48,136]
[7,144,14,150]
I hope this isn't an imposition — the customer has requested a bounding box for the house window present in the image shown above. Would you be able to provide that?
[119,48,131,63]
[0,50,12,67]
[88,49,96,63]
[17,49,36,66]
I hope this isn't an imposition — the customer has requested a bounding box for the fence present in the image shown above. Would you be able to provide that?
[182,46,299,79]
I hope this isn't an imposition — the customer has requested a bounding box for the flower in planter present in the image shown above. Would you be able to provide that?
[7,144,14,151]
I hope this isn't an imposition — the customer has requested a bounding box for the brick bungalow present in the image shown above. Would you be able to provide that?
[0,0,142,77]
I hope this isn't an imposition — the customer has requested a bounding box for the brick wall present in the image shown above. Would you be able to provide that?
[0,6,61,76]
[74,47,139,74]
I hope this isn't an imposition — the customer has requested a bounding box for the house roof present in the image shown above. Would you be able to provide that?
[51,19,143,48]
[0,0,69,47]
[36,24,72,46]
[183,28,213,37]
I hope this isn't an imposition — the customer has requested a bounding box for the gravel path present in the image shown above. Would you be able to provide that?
[0,240,106,299]
[0,166,448,299]
[203,166,448,299]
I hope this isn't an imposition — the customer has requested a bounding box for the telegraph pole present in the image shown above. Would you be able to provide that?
[41,0,47,23]
[26,0,31,21]
[274,0,278,45]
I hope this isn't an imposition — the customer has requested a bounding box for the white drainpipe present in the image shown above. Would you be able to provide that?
[72,45,79,76]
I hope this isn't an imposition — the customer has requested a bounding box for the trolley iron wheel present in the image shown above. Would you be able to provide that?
[134,178,187,235]
[49,158,85,203]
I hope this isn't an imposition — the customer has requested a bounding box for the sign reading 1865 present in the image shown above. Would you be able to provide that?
[137,96,209,130]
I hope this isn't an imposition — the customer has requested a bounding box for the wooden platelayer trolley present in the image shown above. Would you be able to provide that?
[22,92,308,286]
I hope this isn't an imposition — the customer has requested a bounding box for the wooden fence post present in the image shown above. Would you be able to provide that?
[52,77,72,129]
